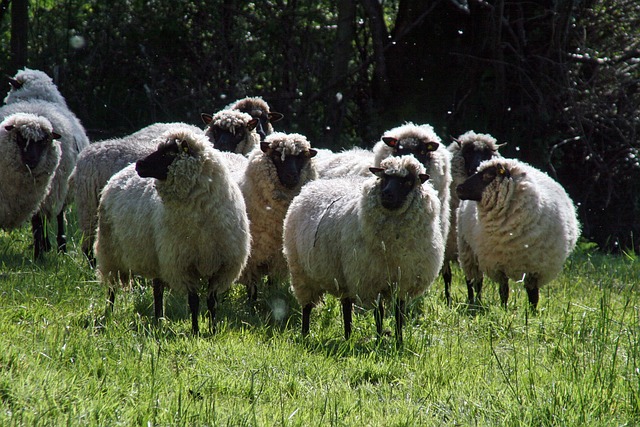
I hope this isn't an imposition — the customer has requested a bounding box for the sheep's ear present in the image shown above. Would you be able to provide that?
[260,141,271,153]
[419,173,430,184]
[425,141,439,151]
[268,112,284,123]
[452,137,461,148]
[7,76,21,90]
[201,113,213,125]
[369,167,385,177]
[4,125,14,132]
[307,148,318,158]
[247,118,259,131]
[495,142,507,151]
[382,137,398,148]
[52,131,62,140]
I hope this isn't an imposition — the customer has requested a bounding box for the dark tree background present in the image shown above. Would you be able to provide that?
[1,0,638,252]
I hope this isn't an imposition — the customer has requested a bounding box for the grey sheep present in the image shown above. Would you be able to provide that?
[0,113,61,230]
[94,128,251,334]
[456,157,580,308]
[1,68,90,258]
[283,155,444,344]
[201,109,259,155]
[238,132,318,302]
[442,130,503,306]
[227,96,283,141]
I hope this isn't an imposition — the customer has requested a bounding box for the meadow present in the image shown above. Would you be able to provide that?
[0,216,638,426]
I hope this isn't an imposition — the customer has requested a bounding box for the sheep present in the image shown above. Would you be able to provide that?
[69,122,197,263]
[283,155,444,344]
[5,67,69,107]
[0,113,61,231]
[200,109,259,155]
[94,128,251,334]
[2,68,90,258]
[238,132,318,302]
[315,122,451,250]
[227,96,284,141]
[70,118,255,265]
[456,157,580,308]
[441,130,503,306]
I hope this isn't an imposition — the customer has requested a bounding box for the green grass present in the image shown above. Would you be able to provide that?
[1,220,639,426]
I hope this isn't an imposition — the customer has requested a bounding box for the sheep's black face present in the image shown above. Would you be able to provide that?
[379,174,416,210]
[136,141,182,180]
[461,144,498,177]
[383,137,439,168]
[15,132,51,169]
[457,164,509,201]
[210,126,246,152]
[270,152,310,189]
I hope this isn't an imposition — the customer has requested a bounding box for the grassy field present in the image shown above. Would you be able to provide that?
[0,217,639,426]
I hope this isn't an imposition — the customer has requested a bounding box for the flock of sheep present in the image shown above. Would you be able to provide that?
[0,68,581,343]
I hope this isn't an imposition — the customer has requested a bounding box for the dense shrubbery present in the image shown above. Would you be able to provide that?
[0,0,637,251]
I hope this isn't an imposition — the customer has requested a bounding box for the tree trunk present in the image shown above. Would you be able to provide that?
[10,0,29,74]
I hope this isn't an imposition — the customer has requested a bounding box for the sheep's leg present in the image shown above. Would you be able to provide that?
[31,213,49,260]
[341,298,352,340]
[301,304,313,336]
[498,274,509,308]
[188,292,200,335]
[56,209,66,253]
[475,278,483,303]
[394,299,406,346]
[152,279,164,322]
[105,286,116,318]
[442,261,452,307]
[207,292,218,334]
[245,282,258,304]
[524,275,539,310]
[466,278,475,305]
[374,298,385,338]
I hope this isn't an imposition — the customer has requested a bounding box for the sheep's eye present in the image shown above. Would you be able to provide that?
[482,170,496,183]
[404,178,414,188]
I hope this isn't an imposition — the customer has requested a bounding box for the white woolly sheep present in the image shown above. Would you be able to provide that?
[441,130,503,306]
[0,113,61,231]
[94,129,251,334]
[238,132,318,302]
[227,96,284,141]
[283,155,444,344]
[201,109,259,155]
[2,68,90,258]
[456,157,580,308]
[315,122,451,249]
[69,122,197,263]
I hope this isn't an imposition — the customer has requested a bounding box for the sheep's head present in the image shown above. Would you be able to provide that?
[260,132,317,189]
[3,114,60,170]
[202,110,258,153]
[456,161,511,202]
[230,97,284,141]
[453,131,504,177]
[382,136,439,167]
[370,156,429,210]
[137,134,196,181]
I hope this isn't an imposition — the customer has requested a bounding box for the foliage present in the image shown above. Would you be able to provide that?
[0,218,639,425]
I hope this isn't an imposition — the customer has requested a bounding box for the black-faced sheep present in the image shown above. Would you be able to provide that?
[442,130,503,306]
[227,96,283,141]
[0,113,61,231]
[283,156,444,344]
[94,129,251,334]
[456,158,580,308]
[315,122,451,251]
[1,68,90,258]
[201,109,259,155]
[238,132,318,302]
